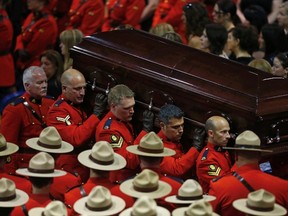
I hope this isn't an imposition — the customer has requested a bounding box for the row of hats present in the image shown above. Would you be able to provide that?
[1,176,285,216]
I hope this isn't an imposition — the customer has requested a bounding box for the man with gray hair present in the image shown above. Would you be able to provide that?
[0,66,54,174]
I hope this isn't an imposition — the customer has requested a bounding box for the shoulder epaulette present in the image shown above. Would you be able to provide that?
[103,117,112,130]
[44,95,55,100]
[54,98,64,107]
[201,148,209,161]
[11,97,25,106]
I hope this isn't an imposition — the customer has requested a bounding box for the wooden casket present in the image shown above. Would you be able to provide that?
[71,29,288,178]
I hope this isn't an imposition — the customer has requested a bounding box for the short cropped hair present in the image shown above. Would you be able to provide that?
[23,66,44,85]
[158,104,184,125]
[108,84,134,105]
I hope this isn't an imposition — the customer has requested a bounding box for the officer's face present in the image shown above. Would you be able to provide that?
[25,70,47,99]
[111,97,135,122]
[209,119,230,146]
[63,75,86,104]
[161,117,184,143]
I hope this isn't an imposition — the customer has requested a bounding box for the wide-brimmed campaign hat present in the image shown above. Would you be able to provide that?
[172,199,220,216]
[26,126,73,153]
[126,132,175,157]
[16,152,66,177]
[165,179,216,204]
[74,185,126,216]
[120,169,172,199]
[78,140,126,171]
[224,130,272,152]
[0,134,19,156]
[233,189,287,216]
[0,178,29,207]
[119,196,170,216]
[28,200,68,216]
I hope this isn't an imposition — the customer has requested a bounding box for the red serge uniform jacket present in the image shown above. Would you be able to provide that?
[102,0,145,31]
[0,8,15,87]
[15,8,58,71]
[66,0,104,36]
[0,92,54,172]
[209,163,288,216]
[196,142,232,193]
[96,111,144,182]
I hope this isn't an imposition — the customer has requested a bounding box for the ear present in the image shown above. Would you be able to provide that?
[159,122,165,129]
[207,129,213,137]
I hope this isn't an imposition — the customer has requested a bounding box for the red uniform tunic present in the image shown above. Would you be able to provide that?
[66,0,104,36]
[196,142,232,193]
[47,95,100,181]
[0,92,54,173]
[102,0,146,31]
[0,8,15,87]
[209,163,288,216]
[96,111,144,182]
[14,8,58,71]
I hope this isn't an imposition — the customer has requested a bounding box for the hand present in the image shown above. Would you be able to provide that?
[192,127,206,152]
[17,49,29,61]
[93,93,107,119]
[142,109,154,132]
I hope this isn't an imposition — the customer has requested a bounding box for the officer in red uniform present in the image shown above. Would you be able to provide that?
[0,0,15,100]
[102,0,146,31]
[1,66,54,174]
[96,84,154,183]
[47,68,107,181]
[66,0,104,36]
[208,130,288,216]
[196,115,232,194]
[14,0,58,71]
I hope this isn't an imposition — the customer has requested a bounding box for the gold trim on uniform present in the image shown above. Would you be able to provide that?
[56,115,72,126]
[208,165,221,176]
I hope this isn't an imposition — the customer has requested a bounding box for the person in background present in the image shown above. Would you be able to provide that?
[149,22,175,37]
[162,32,183,43]
[40,49,63,99]
[277,1,288,36]
[248,58,272,73]
[14,0,58,72]
[140,0,159,31]
[0,66,54,174]
[59,29,83,71]
[271,52,288,78]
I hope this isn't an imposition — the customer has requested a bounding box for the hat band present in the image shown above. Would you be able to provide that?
[235,144,261,149]
[0,193,16,201]
[37,140,61,149]
[28,167,54,173]
[85,202,113,211]
[137,146,164,154]
[131,212,157,216]
[133,184,159,192]
[89,154,114,165]
[0,144,7,151]
[246,202,274,212]
[176,194,203,200]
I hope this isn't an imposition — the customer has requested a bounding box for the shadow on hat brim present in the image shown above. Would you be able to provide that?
[172,207,220,216]
[73,195,126,216]
[233,199,287,216]
[223,146,273,152]
[0,189,29,207]
[0,142,19,156]
[16,168,67,178]
[77,150,127,171]
[165,194,216,204]
[119,206,170,216]
[126,145,176,157]
[120,179,172,199]
[26,138,74,153]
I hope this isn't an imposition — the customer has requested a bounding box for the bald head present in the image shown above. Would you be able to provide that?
[205,116,230,146]
[61,69,85,86]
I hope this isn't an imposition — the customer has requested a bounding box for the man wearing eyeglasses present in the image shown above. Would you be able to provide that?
[47,68,107,182]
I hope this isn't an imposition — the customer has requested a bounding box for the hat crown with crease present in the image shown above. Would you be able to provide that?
[91,141,114,163]
[29,152,54,171]
[247,189,275,209]
[0,134,7,149]
[139,131,164,151]
[0,178,16,199]
[44,201,67,216]
[132,196,157,216]
[38,126,62,147]
[133,169,159,190]
[236,130,261,147]
[185,200,215,216]
[0,134,18,156]
[179,179,203,198]
[86,186,112,209]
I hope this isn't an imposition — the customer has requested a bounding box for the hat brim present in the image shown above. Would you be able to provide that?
[172,207,220,216]
[165,194,216,204]
[119,206,170,216]
[16,168,66,178]
[78,150,127,171]
[28,207,44,216]
[120,179,172,199]
[0,189,29,207]
[0,142,19,156]
[73,195,125,216]
[223,146,272,152]
[233,199,287,216]
[26,138,74,153]
[126,145,176,157]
